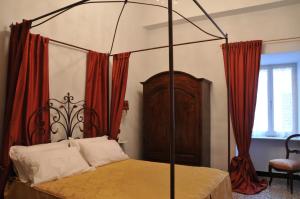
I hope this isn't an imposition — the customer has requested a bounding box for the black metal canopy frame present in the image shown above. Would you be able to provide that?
[27,1,230,198]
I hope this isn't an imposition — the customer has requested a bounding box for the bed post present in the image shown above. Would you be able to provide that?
[107,55,110,137]
[167,0,175,199]
[225,35,231,171]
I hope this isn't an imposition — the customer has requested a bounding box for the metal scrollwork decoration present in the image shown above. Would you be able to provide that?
[27,93,100,144]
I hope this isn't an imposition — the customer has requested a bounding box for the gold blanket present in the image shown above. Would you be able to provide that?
[6,159,232,199]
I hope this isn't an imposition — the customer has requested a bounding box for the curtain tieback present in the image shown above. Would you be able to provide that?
[238,153,251,159]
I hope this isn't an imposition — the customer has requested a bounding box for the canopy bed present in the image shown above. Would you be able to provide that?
[5,93,232,199]
[0,0,234,199]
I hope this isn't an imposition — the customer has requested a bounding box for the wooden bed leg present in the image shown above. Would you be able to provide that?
[268,164,273,186]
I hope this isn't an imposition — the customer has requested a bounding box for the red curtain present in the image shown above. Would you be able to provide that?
[0,21,50,198]
[222,40,267,194]
[85,51,109,137]
[110,52,131,139]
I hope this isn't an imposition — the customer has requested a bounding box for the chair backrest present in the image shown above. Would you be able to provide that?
[285,134,300,159]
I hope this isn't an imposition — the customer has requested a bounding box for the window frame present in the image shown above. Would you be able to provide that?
[254,63,298,138]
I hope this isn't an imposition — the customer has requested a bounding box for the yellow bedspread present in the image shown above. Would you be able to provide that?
[6,159,232,199]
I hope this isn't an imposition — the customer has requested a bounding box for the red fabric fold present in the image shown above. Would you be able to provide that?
[230,156,267,194]
[222,40,267,194]
[110,52,131,139]
[84,51,109,137]
[0,21,50,198]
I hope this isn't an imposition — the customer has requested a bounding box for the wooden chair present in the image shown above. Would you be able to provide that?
[268,134,300,193]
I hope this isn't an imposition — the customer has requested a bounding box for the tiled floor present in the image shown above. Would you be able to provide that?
[233,178,300,199]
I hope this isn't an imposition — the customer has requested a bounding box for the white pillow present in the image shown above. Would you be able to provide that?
[18,147,92,185]
[78,140,129,167]
[9,140,70,182]
[69,136,108,151]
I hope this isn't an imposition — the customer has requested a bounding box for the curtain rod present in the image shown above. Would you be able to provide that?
[50,36,300,55]
[48,37,225,56]
[49,38,90,52]
[129,38,224,54]
[264,36,300,43]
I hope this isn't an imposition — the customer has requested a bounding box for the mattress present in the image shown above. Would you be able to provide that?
[5,159,232,199]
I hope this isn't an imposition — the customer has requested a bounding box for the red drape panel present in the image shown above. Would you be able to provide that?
[222,40,267,194]
[85,51,109,137]
[110,52,131,139]
[0,21,49,198]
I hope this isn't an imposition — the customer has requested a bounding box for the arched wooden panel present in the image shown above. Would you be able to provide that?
[144,88,170,158]
[174,88,199,163]
[142,71,211,166]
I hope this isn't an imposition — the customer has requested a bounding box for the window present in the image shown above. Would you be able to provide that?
[253,63,298,138]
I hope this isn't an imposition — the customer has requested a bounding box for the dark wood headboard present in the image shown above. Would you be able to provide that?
[27,92,100,144]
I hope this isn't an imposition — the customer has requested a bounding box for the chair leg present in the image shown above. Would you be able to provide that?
[269,164,273,186]
[289,173,293,194]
